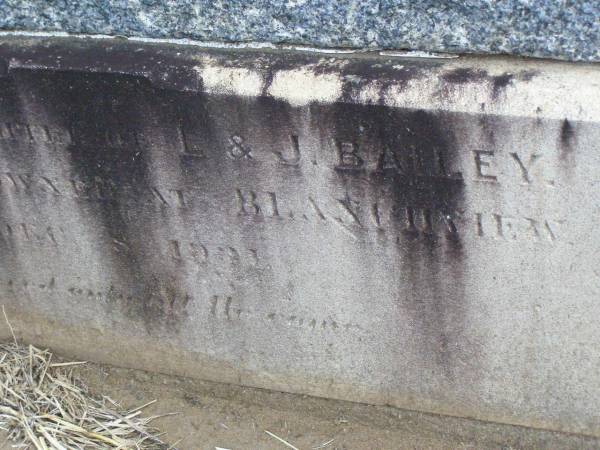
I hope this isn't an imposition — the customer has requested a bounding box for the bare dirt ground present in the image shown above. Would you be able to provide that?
[2,359,599,450]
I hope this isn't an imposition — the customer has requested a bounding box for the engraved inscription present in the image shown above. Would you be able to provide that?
[235,189,463,241]
[0,171,187,209]
[236,189,279,217]
[401,207,460,238]
[476,212,561,241]
[1,276,190,326]
[149,187,186,208]
[0,40,596,433]
[179,126,205,158]
[0,122,72,145]
[71,125,141,149]
[509,152,542,184]
[472,149,556,186]
[169,240,258,268]
[209,295,362,333]
[274,135,301,166]
[0,222,62,247]
[228,135,253,160]
[335,141,364,171]
[473,150,497,182]
[374,146,461,180]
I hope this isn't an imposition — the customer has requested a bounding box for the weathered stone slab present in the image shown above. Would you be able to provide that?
[0,35,599,436]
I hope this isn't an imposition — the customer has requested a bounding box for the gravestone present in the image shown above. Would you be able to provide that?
[0,35,600,436]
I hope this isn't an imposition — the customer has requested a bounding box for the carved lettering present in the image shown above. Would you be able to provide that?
[476,212,484,237]
[209,295,240,320]
[510,152,542,184]
[275,135,301,166]
[473,150,497,182]
[335,195,362,228]
[190,242,209,265]
[39,177,61,195]
[207,295,362,333]
[228,135,252,159]
[150,187,169,206]
[371,202,382,228]
[335,141,364,171]
[72,126,139,148]
[148,187,185,207]
[233,189,464,242]
[307,196,327,221]
[111,238,131,254]
[236,189,261,215]
[477,213,560,242]
[0,122,71,144]
[179,126,205,158]
[169,240,183,261]
[236,189,280,217]
[169,240,256,268]
[267,192,280,217]
[0,222,62,247]
[376,146,403,173]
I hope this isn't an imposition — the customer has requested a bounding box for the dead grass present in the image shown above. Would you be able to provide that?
[0,310,174,449]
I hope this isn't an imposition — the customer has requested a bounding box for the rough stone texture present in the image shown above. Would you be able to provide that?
[0,1,599,62]
[0,35,600,437]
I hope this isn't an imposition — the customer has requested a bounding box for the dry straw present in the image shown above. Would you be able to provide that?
[0,308,174,449]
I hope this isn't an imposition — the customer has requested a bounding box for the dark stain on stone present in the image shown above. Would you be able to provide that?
[167,89,220,177]
[262,70,276,97]
[518,69,539,82]
[18,68,191,333]
[0,58,8,77]
[0,70,33,279]
[335,59,433,105]
[558,118,577,173]
[560,118,575,150]
[385,108,467,381]
[0,37,480,382]
[441,67,487,84]
[441,68,524,100]
[478,114,505,147]
[3,39,203,92]
[490,73,514,99]
[327,102,464,211]
[340,75,371,103]
[259,58,289,97]
[399,231,467,381]
[0,36,441,102]
[320,98,471,380]
[138,275,191,326]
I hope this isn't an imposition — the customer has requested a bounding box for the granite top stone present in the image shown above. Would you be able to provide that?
[0,1,598,62]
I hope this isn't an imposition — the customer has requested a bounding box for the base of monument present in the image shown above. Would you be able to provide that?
[0,33,599,438]
[2,305,599,446]
[1,332,597,449]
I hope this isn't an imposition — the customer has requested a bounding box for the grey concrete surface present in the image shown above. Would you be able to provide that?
[0,1,599,62]
[0,35,599,437]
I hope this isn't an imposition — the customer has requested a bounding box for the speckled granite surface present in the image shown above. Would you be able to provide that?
[0,1,598,62]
